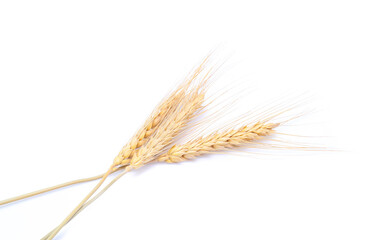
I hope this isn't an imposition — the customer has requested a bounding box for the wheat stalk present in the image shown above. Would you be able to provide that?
[45,57,213,240]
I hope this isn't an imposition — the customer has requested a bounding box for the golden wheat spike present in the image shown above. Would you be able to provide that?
[157,122,279,163]
[128,81,208,169]
[113,57,211,166]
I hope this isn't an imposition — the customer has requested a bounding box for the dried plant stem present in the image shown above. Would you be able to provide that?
[46,164,115,240]
[0,166,127,206]
[0,174,102,206]
[41,168,129,240]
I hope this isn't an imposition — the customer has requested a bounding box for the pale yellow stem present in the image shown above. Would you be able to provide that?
[41,168,129,240]
[0,166,125,206]
[45,164,115,240]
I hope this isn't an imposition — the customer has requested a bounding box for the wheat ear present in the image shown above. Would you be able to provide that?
[157,122,279,163]
[128,82,208,169]
[113,57,210,166]
[122,60,212,169]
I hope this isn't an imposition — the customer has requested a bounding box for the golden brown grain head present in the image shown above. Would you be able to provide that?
[113,56,213,167]
[156,121,280,163]
[127,82,208,169]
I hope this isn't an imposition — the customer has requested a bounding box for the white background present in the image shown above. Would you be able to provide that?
[0,1,368,239]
